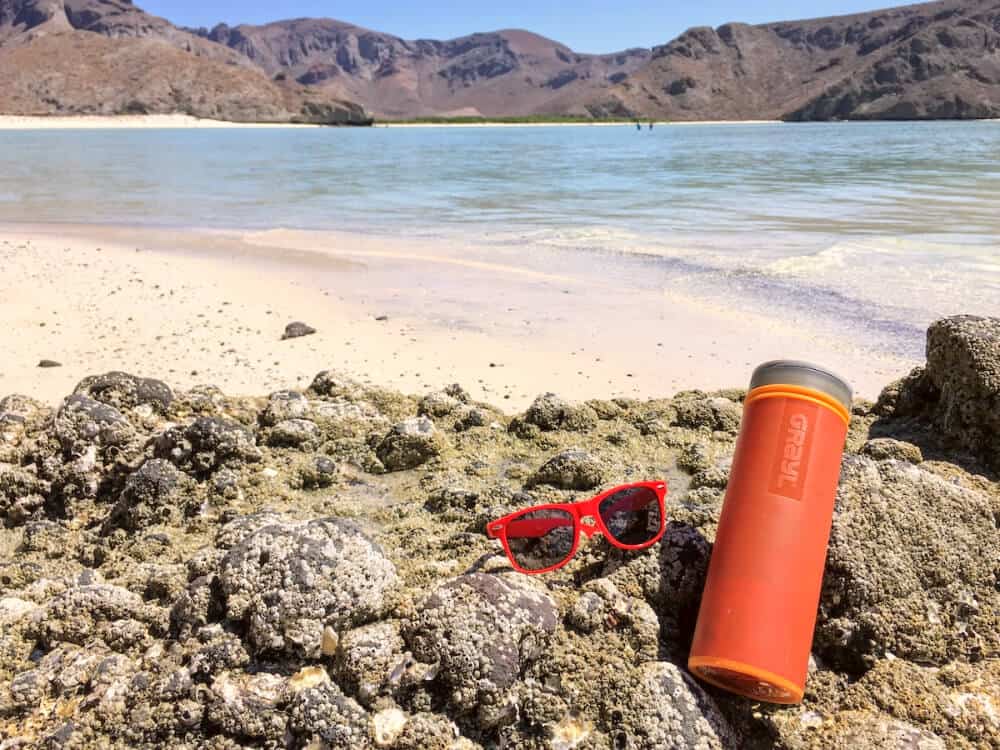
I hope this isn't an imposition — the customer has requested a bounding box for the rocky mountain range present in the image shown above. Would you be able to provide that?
[0,0,998,121]
[594,0,1000,121]
[0,0,371,124]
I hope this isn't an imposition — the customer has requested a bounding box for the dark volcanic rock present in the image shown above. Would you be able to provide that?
[52,394,134,457]
[74,371,174,414]
[154,416,261,476]
[37,359,62,368]
[103,458,195,531]
[281,321,317,340]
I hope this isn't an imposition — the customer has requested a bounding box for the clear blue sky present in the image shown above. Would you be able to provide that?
[143,1,908,53]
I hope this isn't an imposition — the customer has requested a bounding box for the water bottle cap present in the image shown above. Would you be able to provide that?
[749,360,853,412]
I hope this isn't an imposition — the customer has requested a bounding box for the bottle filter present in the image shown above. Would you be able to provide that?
[688,360,852,704]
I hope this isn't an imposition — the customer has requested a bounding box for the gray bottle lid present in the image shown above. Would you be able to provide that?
[749,360,853,412]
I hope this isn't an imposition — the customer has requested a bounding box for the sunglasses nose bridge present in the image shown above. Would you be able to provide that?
[579,515,599,538]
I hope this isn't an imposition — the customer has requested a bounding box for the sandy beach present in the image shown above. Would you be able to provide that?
[0,114,322,130]
[0,223,914,410]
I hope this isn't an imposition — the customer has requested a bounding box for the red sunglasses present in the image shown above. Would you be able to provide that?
[486,481,668,574]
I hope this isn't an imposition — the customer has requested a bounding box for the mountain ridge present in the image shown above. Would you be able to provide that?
[1,0,998,121]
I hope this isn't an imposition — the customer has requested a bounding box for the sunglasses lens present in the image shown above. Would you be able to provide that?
[504,508,576,572]
[598,487,661,547]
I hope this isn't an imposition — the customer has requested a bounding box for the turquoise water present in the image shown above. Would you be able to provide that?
[2,121,999,358]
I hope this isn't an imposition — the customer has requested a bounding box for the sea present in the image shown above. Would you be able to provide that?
[2,120,998,362]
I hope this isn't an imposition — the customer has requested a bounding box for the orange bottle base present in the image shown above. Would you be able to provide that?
[688,655,804,705]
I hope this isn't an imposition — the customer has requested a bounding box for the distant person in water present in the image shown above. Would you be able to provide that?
[636,121,641,130]
[649,122,654,130]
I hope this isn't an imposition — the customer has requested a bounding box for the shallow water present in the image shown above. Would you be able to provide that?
[2,121,998,362]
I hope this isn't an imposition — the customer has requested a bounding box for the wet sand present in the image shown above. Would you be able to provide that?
[0,223,914,410]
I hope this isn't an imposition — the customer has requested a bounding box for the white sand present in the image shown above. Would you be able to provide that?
[0,115,320,130]
[0,223,912,411]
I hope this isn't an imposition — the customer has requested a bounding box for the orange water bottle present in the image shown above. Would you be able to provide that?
[688,360,852,704]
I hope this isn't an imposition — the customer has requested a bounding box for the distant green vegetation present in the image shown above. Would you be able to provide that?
[376,114,657,125]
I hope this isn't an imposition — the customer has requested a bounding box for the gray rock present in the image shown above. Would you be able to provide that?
[104,459,194,532]
[453,405,490,432]
[300,455,339,488]
[879,315,1000,469]
[676,441,712,474]
[28,584,166,651]
[52,394,134,458]
[521,392,598,432]
[386,711,468,750]
[376,417,443,471]
[258,390,310,426]
[0,466,47,527]
[206,671,287,742]
[154,416,261,476]
[281,321,317,340]
[217,517,398,657]
[526,448,606,490]
[608,661,735,749]
[817,456,999,671]
[74,372,174,414]
[287,681,372,749]
[604,522,712,661]
[672,392,742,434]
[425,486,480,514]
[403,572,558,725]
[265,418,320,449]
[335,621,405,706]
[308,369,362,398]
[418,391,461,418]
[860,437,923,464]
[690,465,729,489]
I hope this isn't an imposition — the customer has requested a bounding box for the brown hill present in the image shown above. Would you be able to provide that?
[190,19,652,119]
[0,0,371,123]
[590,0,1000,120]
[2,0,998,121]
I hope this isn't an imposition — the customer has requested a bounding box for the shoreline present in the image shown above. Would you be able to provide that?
[0,221,917,411]
[0,114,323,130]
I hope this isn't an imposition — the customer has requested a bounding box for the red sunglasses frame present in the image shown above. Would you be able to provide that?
[486,481,668,574]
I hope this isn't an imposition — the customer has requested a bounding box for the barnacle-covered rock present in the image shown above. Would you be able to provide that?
[216,516,399,658]
[608,661,736,749]
[672,392,742,434]
[74,372,174,415]
[154,416,261,476]
[817,456,999,671]
[287,680,372,748]
[335,621,406,707]
[403,572,558,726]
[526,448,607,490]
[27,583,167,652]
[103,459,196,532]
[52,394,135,458]
[516,392,598,434]
[376,417,444,471]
